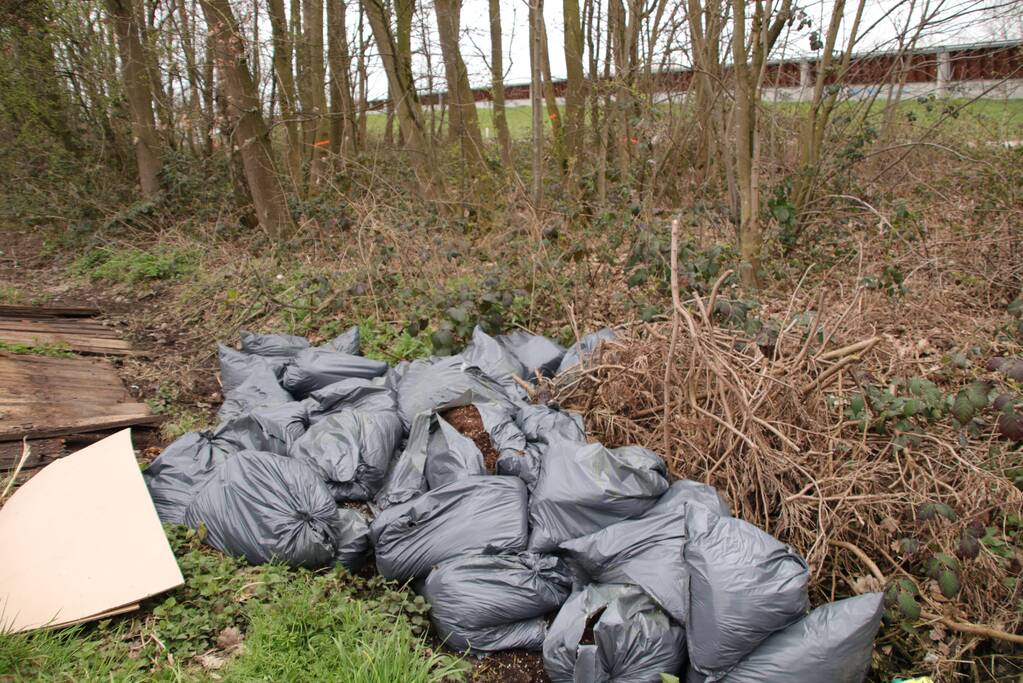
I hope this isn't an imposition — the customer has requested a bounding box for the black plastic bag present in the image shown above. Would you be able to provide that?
[217,401,309,456]
[684,504,810,678]
[686,593,884,683]
[559,503,688,623]
[497,330,566,378]
[240,330,310,357]
[556,328,615,375]
[218,344,285,394]
[395,355,518,429]
[543,583,685,683]
[649,479,731,518]
[305,377,398,423]
[143,432,233,524]
[332,507,373,571]
[217,365,294,422]
[183,450,342,567]
[417,553,572,652]
[290,401,401,502]
[370,476,529,582]
[281,347,389,397]
[528,442,669,552]
[462,326,529,398]
[321,325,360,355]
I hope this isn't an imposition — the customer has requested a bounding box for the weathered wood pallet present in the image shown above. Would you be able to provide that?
[0,305,140,356]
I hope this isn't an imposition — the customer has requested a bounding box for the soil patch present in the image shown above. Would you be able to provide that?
[441,405,500,473]
[468,650,550,683]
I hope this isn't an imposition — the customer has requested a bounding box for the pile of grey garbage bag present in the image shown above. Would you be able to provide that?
[144,324,885,682]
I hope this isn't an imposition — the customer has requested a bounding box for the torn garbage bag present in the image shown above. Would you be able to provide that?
[183,450,342,567]
[528,442,669,552]
[543,583,685,683]
[332,507,372,571]
[684,503,810,679]
[370,476,528,583]
[217,365,293,421]
[686,593,883,683]
[496,330,566,378]
[559,502,688,623]
[395,355,517,429]
[240,330,310,357]
[290,400,401,502]
[375,401,526,507]
[556,328,615,375]
[417,553,572,652]
[281,347,389,397]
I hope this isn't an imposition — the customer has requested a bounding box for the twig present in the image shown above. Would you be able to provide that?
[0,439,32,501]
[817,336,880,361]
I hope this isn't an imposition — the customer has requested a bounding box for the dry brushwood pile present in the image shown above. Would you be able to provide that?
[545,222,1023,677]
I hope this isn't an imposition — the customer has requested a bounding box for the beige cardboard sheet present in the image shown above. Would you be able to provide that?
[0,429,183,632]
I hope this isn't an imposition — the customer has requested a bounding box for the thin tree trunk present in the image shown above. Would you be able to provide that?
[267,0,303,187]
[200,0,295,240]
[357,1,368,148]
[538,15,564,170]
[302,0,329,189]
[529,0,543,209]
[563,0,585,177]
[105,0,163,197]
[327,0,356,156]
[488,0,512,165]
[434,0,486,173]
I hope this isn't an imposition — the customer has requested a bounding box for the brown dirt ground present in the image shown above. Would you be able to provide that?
[441,405,500,473]
[468,650,550,683]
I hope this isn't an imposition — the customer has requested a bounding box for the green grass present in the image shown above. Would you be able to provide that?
[0,285,23,304]
[0,339,74,357]
[0,526,464,682]
[71,245,198,284]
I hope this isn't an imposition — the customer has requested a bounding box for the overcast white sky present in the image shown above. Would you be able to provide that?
[237,0,1021,100]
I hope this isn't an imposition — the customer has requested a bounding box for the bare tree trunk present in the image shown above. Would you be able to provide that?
[327,0,356,156]
[267,0,303,187]
[488,0,512,165]
[538,15,565,170]
[356,1,369,149]
[563,0,584,178]
[200,0,294,240]
[363,0,439,196]
[529,0,544,209]
[302,0,329,190]
[105,0,163,197]
[434,0,486,173]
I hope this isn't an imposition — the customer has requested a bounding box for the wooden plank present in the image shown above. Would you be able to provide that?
[0,305,101,318]
[0,412,162,442]
[0,438,66,471]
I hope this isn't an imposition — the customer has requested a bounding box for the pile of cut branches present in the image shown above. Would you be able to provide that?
[546,220,1023,679]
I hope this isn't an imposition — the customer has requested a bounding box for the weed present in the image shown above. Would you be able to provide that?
[0,285,23,304]
[0,340,74,357]
[71,246,197,284]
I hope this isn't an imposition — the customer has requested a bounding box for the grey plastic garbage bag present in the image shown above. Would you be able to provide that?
[556,328,615,375]
[497,330,566,378]
[370,476,529,582]
[281,347,389,397]
[240,330,310,357]
[543,583,685,683]
[305,377,398,422]
[290,401,401,502]
[321,325,360,355]
[417,553,572,652]
[514,403,586,444]
[528,442,669,552]
[217,365,293,421]
[462,326,528,398]
[395,355,518,429]
[217,401,309,456]
[649,479,731,518]
[559,503,688,623]
[684,504,810,678]
[332,507,372,571]
[375,401,526,508]
[686,593,883,683]
[218,344,285,394]
[183,450,341,567]
[144,432,233,524]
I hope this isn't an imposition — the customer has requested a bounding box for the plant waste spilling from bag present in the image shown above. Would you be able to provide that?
[145,324,887,681]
